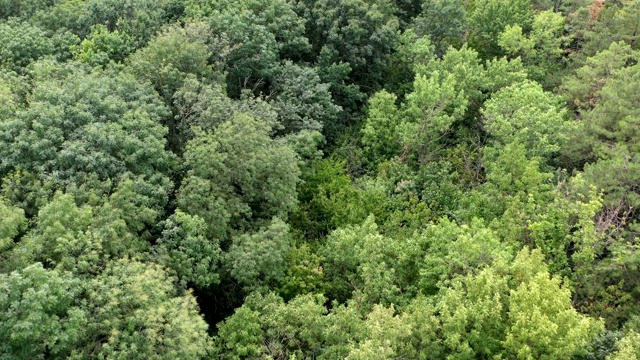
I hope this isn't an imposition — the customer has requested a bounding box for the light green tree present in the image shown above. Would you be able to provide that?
[499,10,570,87]
[482,80,569,160]
[504,249,605,360]
[72,25,132,67]
[607,331,640,360]
[6,190,148,275]
[0,196,26,253]
[345,305,412,360]
[430,248,603,359]
[361,90,403,165]
[418,217,513,294]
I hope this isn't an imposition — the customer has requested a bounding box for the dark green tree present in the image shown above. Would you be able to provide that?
[302,0,400,90]
[414,0,467,56]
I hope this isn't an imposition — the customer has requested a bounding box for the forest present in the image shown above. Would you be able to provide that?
[0,0,639,358]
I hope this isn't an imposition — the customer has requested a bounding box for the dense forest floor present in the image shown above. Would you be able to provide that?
[1,0,640,359]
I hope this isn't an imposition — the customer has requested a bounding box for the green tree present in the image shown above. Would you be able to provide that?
[171,76,281,154]
[561,41,638,115]
[184,0,309,60]
[127,21,219,105]
[0,75,18,119]
[214,292,327,359]
[383,29,435,97]
[577,63,640,208]
[569,0,640,61]
[0,62,173,217]
[9,192,95,273]
[1,259,212,359]
[468,0,533,58]
[278,242,325,301]
[361,67,468,166]
[0,19,75,70]
[127,21,223,152]
[527,174,603,277]
[226,218,291,290]
[80,0,173,48]
[269,61,341,134]
[460,141,557,250]
[30,0,87,34]
[77,259,211,359]
[402,70,468,163]
[363,45,527,169]
[184,0,309,97]
[0,263,85,359]
[414,0,467,56]
[0,169,55,219]
[213,305,264,359]
[0,0,53,19]
[321,216,421,308]
[177,114,300,240]
[152,210,221,289]
[290,157,388,239]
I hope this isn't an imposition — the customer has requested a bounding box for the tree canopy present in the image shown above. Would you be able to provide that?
[1,0,639,358]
